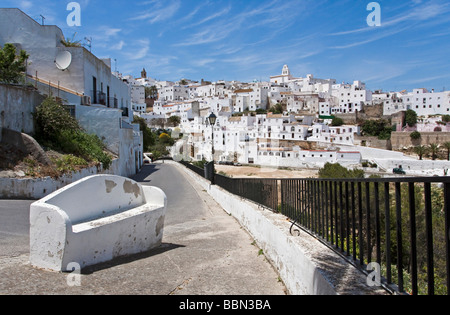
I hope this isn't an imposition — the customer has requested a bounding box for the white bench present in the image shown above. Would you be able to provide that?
[29,175,167,272]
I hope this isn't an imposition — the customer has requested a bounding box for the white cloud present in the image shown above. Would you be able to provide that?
[130,0,180,24]
[19,0,33,10]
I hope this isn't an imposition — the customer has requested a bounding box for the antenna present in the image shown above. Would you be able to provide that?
[40,15,45,25]
[84,37,92,52]
[55,51,72,71]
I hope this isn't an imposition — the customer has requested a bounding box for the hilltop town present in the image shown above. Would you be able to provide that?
[1,8,450,181]
[130,64,450,177]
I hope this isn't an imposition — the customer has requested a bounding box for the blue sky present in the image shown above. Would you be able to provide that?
[2,0,450,92]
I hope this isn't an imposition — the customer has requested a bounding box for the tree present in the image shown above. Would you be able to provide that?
[145,86,158,99]
[443,142,450,161]
[361,119,393,140]
[428,143,440,161]
[405,109,418,127]
[269,103,283,114]
[133,115,155,151]
[414,145,428,160]
[0,43,29,84]
[331,117,344,126]
[168,115,181,127]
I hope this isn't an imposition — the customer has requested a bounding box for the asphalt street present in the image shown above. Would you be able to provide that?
[0,162,287,295]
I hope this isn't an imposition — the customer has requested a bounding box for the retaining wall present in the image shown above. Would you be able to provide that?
[170,161,386,295]
[0,159,121,200]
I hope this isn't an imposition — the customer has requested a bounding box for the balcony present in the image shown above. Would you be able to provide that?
[91,90,107,105]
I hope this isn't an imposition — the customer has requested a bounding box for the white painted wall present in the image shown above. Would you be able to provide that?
[173,161,384,295]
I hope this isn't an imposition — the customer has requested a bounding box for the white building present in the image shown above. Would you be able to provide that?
[401,88,450,117]
[0,8,142,176]
[270,65,294,84]
[331,81,372,114]
[309,124,360,146]
[159,85,190,102]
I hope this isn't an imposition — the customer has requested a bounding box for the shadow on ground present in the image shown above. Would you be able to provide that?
[80,243,185,275]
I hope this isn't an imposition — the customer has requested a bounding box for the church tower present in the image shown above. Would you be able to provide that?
[141,68,147,79]
[282,65,291,76]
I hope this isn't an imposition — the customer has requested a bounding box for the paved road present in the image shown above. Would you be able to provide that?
[0,200,32,257]
[0,163,287,295]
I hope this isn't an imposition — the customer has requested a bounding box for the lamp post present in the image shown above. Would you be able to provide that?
[207,113,217,185]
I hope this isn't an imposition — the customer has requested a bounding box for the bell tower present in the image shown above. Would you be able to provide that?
[141,68,147,79]
[282,65,290,76]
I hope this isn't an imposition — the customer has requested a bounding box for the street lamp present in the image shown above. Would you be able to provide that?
[207,113,217,185]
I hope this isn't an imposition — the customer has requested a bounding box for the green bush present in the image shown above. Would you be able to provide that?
[34,97,80,142]
[410,131,421,140]
[331,117,344,126]
[0,43,29,84]
[53,155,88,173]
[318,163,365,179]
[35,97,112,170]
[56,130,112,170]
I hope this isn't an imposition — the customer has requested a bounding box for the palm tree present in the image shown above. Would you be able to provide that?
[414,145,428,160]
[428,143,440,161]
[443,142,450,161]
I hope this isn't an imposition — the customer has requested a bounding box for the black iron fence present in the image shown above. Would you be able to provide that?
[279,177,450,296]
[215,174,279,211]
[179,160,205,178]
[178,161,450,295]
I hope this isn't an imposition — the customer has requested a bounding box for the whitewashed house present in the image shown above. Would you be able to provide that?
[331,81,372,114]
[401,88,450,116]
[309,123,360,146]
[0,8,142,176]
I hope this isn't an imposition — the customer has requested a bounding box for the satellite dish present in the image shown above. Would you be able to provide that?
[55,51,72,70]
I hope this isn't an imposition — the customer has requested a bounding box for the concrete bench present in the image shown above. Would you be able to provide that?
[30,175,167,272]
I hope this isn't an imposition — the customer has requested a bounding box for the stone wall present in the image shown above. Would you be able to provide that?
[391,132,450,149]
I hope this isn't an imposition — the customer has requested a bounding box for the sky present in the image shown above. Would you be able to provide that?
[2,0,450,92]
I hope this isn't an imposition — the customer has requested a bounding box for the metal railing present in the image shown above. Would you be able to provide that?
[215,174,279,211]
[178,161,450,295]
[179,160,205,178]
[279,177,450,295]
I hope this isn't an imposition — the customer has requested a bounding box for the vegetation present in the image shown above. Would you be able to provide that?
[34,97,112,170]
[410,131,422,140]
[429,143,440,161]
[144,86,158,99]
[60,33,81,47]
[316,163,448,294]
[318,163,365,179]
[331,117,344,127]
[168,115,181,127]
[361,119,393,140]
[0,43,29,84]
[269,103,283,114]
[133,116,179,160]
[414,145,428,160]
[405,109,418,127]
[443,142,450,161]
[133,115,156,151]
